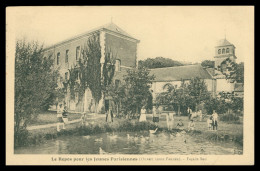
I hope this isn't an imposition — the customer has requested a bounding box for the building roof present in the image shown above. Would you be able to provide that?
[234,83,244,92]
[149,65,213,82]
[216,39,234,47]
[44,22,139,51]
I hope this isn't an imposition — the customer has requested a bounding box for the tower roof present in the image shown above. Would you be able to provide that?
[216,39,233,47]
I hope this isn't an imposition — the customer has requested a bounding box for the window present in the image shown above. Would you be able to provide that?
[57,52,60,65]
[222,48,225,54]
[218,49,221,54]
[115,59,121,71]
[65,72,68,81]
[76,46,80,60]
[115,79,121,89]
[226,48,229,53]
[65,50,69,63]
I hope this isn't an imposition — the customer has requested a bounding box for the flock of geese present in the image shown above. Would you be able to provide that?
[87,127,190,154]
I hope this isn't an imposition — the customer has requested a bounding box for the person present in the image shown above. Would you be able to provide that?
[188,119,195,131]
[139,107,147,122]
[107,101,113,123]
[207,116,213,130]
[176,119,184,130]
[212,110,219,130]
[57,103,63,132]
[166,112,174,131]
[198,110,203,121]
[81,112,86,125]
[62,102,68,129]
[187,107,193,120]
[153,106,160,126]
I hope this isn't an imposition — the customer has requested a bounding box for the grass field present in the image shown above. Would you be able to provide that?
[29,111,82,126]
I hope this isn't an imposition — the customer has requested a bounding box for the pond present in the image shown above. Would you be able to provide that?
[14,131,242,155]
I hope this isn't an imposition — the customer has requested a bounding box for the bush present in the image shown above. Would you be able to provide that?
[219,114,240,122]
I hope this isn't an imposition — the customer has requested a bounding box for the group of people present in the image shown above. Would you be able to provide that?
[207,110,219,130]
[56,102,68,132]
[139,105,219,132]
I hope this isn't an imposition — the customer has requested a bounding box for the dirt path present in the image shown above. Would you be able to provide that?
[27,114,106,130]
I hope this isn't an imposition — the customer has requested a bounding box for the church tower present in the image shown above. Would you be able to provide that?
[214,38,237,71]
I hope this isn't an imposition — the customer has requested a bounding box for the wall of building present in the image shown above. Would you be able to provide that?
[105,33,137,68]
[216,78,234,92]
[44,31,138,113]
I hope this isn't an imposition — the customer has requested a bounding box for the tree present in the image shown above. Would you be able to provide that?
[15,39,59,146]
[201,60,215,68]
[138,57,184,69]
[122,67,155,118]
[186,77,210,111]
[156,77,210,116]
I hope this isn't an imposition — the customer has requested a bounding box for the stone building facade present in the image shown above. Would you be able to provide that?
[43,23,139,112]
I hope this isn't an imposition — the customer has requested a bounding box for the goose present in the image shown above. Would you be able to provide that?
[180,130,186,134]
[139,135,146,143]
[149,127,158,134]
[176,132,181,137]
[83,135,91,139]
[108,133,118,140]
[99,147,107,154]
[94,138,103,142]
[127,134,133,140]
[169,134,175,139]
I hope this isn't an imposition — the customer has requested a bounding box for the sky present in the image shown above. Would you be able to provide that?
[7,6,254,63]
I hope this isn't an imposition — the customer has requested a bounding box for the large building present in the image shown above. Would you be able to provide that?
[149,38,243,101]
[43,22,140,112]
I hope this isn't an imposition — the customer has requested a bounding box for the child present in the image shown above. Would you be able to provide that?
[188,120,195,131]
[207,116,213,130]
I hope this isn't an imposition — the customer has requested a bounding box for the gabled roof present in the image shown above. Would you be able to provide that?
[102,22,137,40]
[234,83,244,92]
[149,65,213,82]
[44,22,139,51]
[216,39,234,47]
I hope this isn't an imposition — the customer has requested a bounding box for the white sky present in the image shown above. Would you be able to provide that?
[8,6,254,63]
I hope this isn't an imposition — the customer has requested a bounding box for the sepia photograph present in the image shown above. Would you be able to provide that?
[6,6,254,165]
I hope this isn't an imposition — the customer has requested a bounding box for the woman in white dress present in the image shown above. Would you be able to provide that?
[139,107,147,122]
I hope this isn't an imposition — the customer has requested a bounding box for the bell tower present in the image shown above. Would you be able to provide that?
[214,38,237,71]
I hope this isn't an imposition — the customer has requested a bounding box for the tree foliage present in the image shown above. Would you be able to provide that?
[138,57,184,69]
[15,39,59,146]
[123,67,155,116]
[156,77,210,115]
[201,60,215,68]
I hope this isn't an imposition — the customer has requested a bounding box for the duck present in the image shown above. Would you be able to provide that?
[94,138,103,142]
[149,127,158,134]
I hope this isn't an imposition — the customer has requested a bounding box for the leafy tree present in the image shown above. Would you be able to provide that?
[201,60,215,68]
[138,57,184,69]
[156,77,210,116]
[122,67,155,118]
[186,77,210,111]
[15,39,59,146]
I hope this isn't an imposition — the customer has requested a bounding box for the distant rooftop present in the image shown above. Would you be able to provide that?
[44,22,139,50]
[149,65,213,82]
[216,38,234,47]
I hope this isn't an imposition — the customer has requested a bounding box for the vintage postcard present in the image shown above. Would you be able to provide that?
[6,6,254,165]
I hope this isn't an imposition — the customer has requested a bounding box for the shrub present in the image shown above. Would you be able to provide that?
[219,114,240,122]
